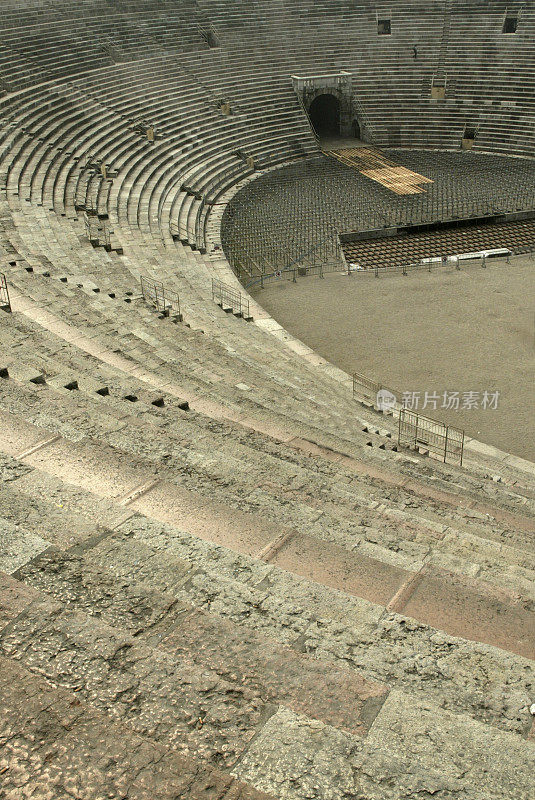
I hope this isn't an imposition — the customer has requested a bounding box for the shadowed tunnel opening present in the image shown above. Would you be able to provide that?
[308,93,341,137]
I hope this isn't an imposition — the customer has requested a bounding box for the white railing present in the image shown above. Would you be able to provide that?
[291,71,352,92]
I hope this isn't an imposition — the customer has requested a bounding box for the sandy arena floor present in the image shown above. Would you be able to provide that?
[252,256,535,461]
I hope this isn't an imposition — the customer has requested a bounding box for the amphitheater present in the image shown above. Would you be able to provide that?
[0,2,534,799]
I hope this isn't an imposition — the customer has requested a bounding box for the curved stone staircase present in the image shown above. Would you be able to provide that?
[0,2,534,799]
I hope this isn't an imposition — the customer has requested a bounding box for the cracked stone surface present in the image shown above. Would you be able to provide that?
[13,548,191,638]
[0,517,50,574]
[234,695,535,800]
[11,467,134,532]
[0,454,33,484]
[0,656,273,800]
[177,566,534,736]
[301,615,535,737]
[115,516,274,586]
[233,707,363,800]
[13,550,389,736]
[355,690,535,800]
[0,597,271,768]
[0,572,40,630]
[0,481,111,550]
[45,520,532,736]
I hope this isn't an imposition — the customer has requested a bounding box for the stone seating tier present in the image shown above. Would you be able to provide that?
[0,3,534,798]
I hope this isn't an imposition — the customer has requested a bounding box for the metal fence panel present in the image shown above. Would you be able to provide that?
[352,372,381,403]
[398,408,464,466]
[212,279,250,319]
[140,276,180,317]
[0,272,11,311]
[243,266,297,290]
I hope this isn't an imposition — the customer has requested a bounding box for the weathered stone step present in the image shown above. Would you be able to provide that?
[7,282,535,520]
[70,521,535,737]
[7,396,531,594]
[8,285,382,451]
[0,516,50,574]
[0,454,134,546]
[1,369,531,566]
[3,569,533,800]
[0,654,273,800]
[1,360,531,578]
[0,370,129,444]
[66,464,535,659]
[6,373,526,575]
[268,531,533,659]
[11,551,389,736]
[393,563,534,658]
[2,474,532,740]
[0,593,272,769]
[231,695,535,800]
[0,411,532,659]
[0,311,189,411]
[10,283,534,526]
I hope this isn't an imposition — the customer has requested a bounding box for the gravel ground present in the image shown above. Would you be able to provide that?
[252,256,535,461]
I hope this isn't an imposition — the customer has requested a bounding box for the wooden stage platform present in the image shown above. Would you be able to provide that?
[323,147,434,195]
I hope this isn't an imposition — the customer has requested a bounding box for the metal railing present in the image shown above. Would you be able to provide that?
[243,265,297,290]
[140,276,181,318]
[398,408,464,466]
[240,233,343,289]
[352,372,465,466]
[0,272,11,312]
[346,250,512,278]
[299,263,325,278]
[352,372,383,404]
[212,279,250,319]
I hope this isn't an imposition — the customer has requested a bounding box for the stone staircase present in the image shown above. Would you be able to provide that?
[0,2,534,798]
[1,300,534,796]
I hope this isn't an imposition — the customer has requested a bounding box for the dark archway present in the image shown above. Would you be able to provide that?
[308,93,341,137]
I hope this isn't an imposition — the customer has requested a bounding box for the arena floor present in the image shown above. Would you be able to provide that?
[252,255,535,461]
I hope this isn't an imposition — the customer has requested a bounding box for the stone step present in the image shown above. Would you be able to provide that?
[232,695,535,800]
[40,510,535,736]
[1,373,533,582]
[0,591,275,769]
[7,436,533,602]
[1,453,532,737]
[5,608,530,800]
[8,274,535,520]
[0,345,189,420]
[0,653,273,800]
[2,567,534,800]
[8,283,389,452]
[0,516,50,575]
[109,518,535,735]
[11,551,389,737]
[0,408,533,660]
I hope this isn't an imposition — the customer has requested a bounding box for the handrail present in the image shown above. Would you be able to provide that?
[212,278,251,319]
[0,272,11,312]
[140,275,181,319]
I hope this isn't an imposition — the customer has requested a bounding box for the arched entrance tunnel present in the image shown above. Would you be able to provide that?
[308,93,341,137]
